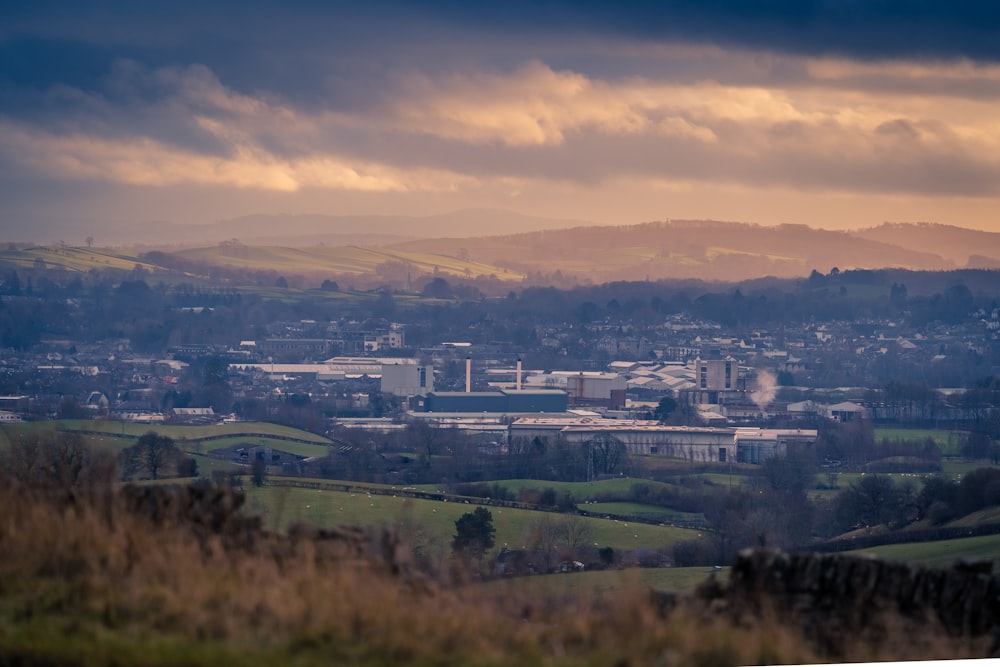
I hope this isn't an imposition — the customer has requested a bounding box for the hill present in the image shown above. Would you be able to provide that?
[4,218,998,288]
[389,219,966,283]
[8,209,592,247]
[855,222,1000,268]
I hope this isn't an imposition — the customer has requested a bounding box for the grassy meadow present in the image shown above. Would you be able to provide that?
[1,420,332,456]
[845,533,1000,569]
[243,482,704,556]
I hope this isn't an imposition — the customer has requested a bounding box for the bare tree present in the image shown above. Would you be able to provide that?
[589,433,628,476]
[120,432,181,480]
[558,514,595,553]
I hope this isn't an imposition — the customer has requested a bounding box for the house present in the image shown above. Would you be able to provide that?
[827,401,867,422]
[0,410,22,422]
[169,407,219,424]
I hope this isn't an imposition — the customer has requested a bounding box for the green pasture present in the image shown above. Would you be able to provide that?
[874,427,965,457]
[689,472,749,487]
[940,460,988,477]
[584,502,703,524]
[242,484,704,553]
[0,246,163,273]
[0,421,332,461]
[846,533,1000,568]
[175,244,525,282]
[48,419,331,443]
[946,506,1000,527]
[432,477,680,502]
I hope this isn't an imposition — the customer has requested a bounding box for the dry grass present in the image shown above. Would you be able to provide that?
[0,436,987,666]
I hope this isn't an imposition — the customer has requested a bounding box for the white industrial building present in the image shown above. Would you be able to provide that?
[509,416,816,464]
[230,357,433,396]
[380,360,434,396]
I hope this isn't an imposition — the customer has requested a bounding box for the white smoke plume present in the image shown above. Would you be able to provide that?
[751,369,777,410]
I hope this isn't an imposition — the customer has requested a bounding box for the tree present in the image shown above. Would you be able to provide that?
[421,277,453,299]
[589,433,627,477]
[251,456,268,487]
[120,431,182,481]
[834,474,901,530]
[761,444,816,493]
[653,395,678,423]
[452,507,495,563]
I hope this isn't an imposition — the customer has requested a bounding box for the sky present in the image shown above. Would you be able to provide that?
[1,0,999,242]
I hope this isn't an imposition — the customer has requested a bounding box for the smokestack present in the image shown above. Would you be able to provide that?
[516,358,522,391]
[465,356,471,393]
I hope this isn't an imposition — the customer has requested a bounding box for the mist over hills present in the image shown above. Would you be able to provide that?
[10,209,591,248]
[5,213,999,287]
[854,222,1000,268]
[388,219,997,284]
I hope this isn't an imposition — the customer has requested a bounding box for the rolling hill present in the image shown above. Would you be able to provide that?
[4,218,998,288]
[388,219,974,283]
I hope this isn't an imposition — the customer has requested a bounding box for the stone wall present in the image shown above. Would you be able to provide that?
[702,548,1000,658]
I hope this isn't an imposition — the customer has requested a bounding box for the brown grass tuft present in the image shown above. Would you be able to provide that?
[0,435,991,665]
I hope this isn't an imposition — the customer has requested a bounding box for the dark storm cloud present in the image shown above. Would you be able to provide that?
[429,0,1000,63]
[2,0,999,235]
[4,2,999,88]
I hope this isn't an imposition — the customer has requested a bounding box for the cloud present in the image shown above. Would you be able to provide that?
[388,61,717,146]
[2,56,999,202]
[2,3,1000,236]
[0,120,476,193]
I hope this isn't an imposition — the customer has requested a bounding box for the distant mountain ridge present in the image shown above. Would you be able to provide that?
[140,209,592,247]
[387,219,998,283]
[0,209,593,247]
[5,213,998,287]
[853,222,1000,266]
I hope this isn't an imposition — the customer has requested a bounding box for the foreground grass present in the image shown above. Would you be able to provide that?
[485,566,728,599]
[0,432,984,666]
[0,485,826,667]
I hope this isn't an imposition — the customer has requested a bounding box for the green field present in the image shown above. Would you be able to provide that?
[845,533,1000,568]
[435,477,681,501]
[874,427,963,455]
[0,420,332,460]
[584,502,703,523]
[0,246,164,273]
[176,243,525,282]
[243,483,704,555]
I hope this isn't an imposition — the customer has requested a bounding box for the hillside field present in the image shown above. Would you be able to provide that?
[243,482,703,555]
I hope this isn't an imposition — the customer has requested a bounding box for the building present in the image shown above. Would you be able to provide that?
[734,428,817,464]
[509,417,816,464]
[422,389,568,414]
[566,372,627,410]
[169,407,219,424]
[364,331,404,352]
[258,338,332,361]
[380,361,434,397]
[0,396,31,415]
[688,357,741,404]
